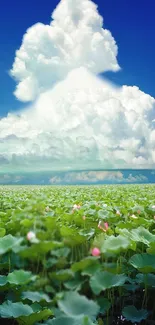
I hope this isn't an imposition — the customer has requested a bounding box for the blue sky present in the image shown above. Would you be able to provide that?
[0,0,155,117]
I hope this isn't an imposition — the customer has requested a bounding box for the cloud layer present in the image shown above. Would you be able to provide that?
[49,171,148,184]
[0,170,150,185]
[0,0,155,171]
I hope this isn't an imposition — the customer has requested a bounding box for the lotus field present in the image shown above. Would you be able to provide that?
[0,185,155,325]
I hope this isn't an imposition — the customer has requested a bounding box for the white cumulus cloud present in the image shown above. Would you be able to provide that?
[11,0,119,102]
[49,171,148,184]
[0,0,155,172]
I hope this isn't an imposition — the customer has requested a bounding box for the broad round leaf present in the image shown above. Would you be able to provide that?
[22,291,51,303]
[49,315,94,325]
[130,227,155,246]
[0,235,23,255]
[122,306,148,323]
[101,235,130,254]
[96,297,111,314]
[7,270,35,285]
[129,254,155,273]
[19,309,53,325]
[90,271,127,295]
[58,291,99,319]
[72,257,99,272]
[0,301,34,318]
[50,269,74,282]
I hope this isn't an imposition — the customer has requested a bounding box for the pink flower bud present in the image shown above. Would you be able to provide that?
[98,221,109,232]
[27,231,36,241]
[104,222,109,230]
[73,204,81,211]
[91,247,101,257]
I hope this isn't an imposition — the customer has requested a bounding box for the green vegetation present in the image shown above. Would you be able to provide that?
[0,184,155,324]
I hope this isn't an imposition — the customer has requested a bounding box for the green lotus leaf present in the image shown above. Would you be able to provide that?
[19,309,53,325]
[147,242,155,254]
[101,235,130,254]
[129,253,155,273]
[0,275,7,286]
[0,235,23,255]
[48,315,94,325]
[19,241,63,258]
[50,269,74,282]
[21,291,51,303]
[81,263,101,276]
[58,291,99,319]
[90,271,127,295]
[136,273,155,287]
[130,227,155,245]
[118,226,155,246]
[98,210,109,220]
[72,257,99,272]
[96,297,111,314]
[7,270,36,285]
[0,228,6,237]
[0,301,34,318]
[51,247,70,258]
[122,306,148,323]
[64,276,85,291]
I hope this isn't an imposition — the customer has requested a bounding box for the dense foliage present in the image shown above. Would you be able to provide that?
[0,184,155,325]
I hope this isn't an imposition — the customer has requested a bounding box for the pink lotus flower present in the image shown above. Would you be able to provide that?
[91,247,101,257]
[98,221,102,228]
[27,231,36,241]
[73,204,81,211]
[98,221,109,232]
[104,222,109,230]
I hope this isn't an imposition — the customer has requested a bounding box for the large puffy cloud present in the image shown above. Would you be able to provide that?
[10,0,119,101]
[0,68,155,170]
[1,0,155,171]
